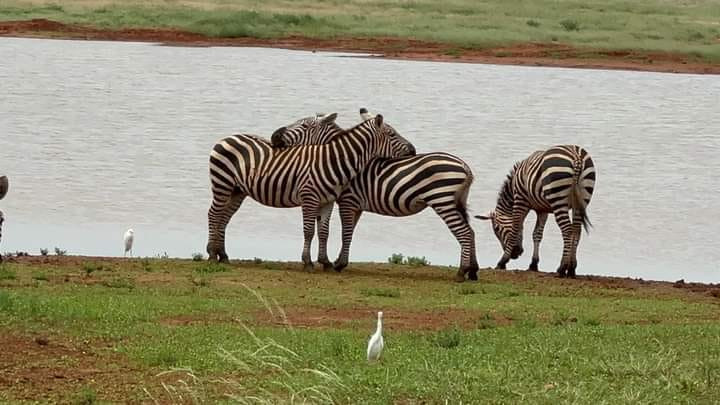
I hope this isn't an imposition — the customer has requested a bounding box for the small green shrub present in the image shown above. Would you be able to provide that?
[40,248,49,256]
[405,256,430,266]
[195,262,229,274]
[72,386,97,405]
[141,258,152,272]
[54,247,67,256]
[388,253,429,266]
[191,252,204,261]
[431,327,461,349]
[83,262,103,275]
[388,253,404,265]
[526,19,541,27]
[0,266,16,280]
[102,277,135,289]
[560,19,580,31]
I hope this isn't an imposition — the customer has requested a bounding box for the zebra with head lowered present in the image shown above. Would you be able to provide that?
[475,145,596,278]
[0,175,7,263]
[207,112,415,270]
[273,108,479,282]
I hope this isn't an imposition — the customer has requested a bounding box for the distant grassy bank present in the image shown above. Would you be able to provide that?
[1,256,720,402]
[1,0,720,63]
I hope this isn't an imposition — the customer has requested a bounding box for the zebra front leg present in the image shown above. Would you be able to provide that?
[528,212,548,271]
[434,206,479,282]
[334,204,362,272]
[316,203,334,271]
[553,209,574,278]
[301,202,320,272]
[206,190,246,262]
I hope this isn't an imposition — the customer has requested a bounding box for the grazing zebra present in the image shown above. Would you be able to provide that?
[273,109,479,282]
[0,175,7,263]
[207,112,415,270]
[475,145,595,278]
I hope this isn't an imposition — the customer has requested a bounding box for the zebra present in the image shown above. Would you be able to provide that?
[0,175,7,263]
[207,112,415,271]
[475,145,595,278]
[273,109,479,282]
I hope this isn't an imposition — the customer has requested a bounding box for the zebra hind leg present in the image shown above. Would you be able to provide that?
[207,190,246,263]
[432,205,479,282]
[553,209,574,278]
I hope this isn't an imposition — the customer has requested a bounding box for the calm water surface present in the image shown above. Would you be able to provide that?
[1,37,718,282]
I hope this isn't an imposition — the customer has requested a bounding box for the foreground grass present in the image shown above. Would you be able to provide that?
[1,257,720,402]
[1,0,719,62]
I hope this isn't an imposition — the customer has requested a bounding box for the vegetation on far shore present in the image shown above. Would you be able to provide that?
[1,0,719,62]
[1,256,720,403]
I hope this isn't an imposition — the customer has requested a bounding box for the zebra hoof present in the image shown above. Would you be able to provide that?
[333,260,348,272]
[319,260,333,272]
[528,261,539,272]
[303,263,315,272]
[495,263,506,270]
[454,273,466,283]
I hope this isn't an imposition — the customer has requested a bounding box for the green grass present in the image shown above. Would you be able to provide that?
[1,0,719,61]
[1,257,720,402]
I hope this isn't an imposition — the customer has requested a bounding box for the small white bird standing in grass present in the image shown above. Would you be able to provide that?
[367,311,384,362]
[123,228,134,257]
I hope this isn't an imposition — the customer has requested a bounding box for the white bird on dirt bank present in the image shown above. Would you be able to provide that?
[367,311,384,362]
[123,228,134,257]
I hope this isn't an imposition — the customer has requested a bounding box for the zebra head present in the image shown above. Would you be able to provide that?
[359,108,416,157]
[0,176,7,201]
[271,113,342,148]
[475,175,523,259]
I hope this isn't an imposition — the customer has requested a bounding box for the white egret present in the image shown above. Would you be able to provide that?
[123,228,134,257]
[367,311,384,362]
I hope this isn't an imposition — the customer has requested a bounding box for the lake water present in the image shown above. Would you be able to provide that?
[1,37,718,283]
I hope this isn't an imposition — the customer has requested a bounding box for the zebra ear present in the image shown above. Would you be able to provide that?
[270,127,287,148]
[359,108,372,121]
[374,114,384,127]
[321,113,338,124]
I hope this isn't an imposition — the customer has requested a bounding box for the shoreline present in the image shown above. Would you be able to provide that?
[1,18,719,75]
[2,254,718,290]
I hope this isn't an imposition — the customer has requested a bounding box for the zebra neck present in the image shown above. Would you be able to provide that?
[329,127,378,182]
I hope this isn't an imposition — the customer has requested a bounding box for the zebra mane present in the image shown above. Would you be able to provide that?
[496,162,520,209]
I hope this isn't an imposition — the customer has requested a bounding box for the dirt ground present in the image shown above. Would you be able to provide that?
[1,18,718,74]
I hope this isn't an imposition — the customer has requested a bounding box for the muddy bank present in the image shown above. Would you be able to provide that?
[1,18,718,75]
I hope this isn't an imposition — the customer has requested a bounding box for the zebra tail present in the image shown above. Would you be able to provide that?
[455,166,474,223]
[570,159,591,233]
[0,176,8,201]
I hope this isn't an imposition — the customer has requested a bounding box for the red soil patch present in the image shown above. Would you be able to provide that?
[253,306,510,331]
[0,333,148,402]
[1,18,718,75]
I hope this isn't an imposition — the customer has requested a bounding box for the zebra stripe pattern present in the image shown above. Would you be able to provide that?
[476,145,595,278]
[206,113,415,270]
[0,175,7,263]
[274,109,479,282]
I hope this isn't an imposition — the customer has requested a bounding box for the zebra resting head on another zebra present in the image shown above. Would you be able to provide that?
[271,109,417,158]
[270,112,339,148]
[476,145,595,278]
[206,112,417,270]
